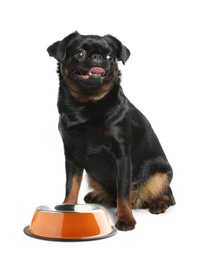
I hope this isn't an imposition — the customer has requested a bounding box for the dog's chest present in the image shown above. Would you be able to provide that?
[62,126,114,158]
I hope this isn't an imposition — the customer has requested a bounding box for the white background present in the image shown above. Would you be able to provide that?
[0,0,215,259]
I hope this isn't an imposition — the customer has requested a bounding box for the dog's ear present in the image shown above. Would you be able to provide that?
[104,35,130,64]
[47,31,80,62]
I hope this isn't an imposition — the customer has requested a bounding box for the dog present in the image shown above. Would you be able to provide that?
[47,31,175,231]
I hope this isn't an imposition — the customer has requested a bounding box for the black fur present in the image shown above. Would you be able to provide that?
[47,31,175,231]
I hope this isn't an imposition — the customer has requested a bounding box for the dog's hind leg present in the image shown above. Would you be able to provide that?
[132,172,175,213]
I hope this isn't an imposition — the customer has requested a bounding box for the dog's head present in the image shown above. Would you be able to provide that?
[47,31,130,102]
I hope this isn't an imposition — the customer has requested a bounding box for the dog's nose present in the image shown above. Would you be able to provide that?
[92,54,103,62]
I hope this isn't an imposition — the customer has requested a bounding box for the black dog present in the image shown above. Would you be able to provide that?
[47,31,175,231]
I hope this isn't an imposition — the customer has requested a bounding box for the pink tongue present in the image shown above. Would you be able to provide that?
[89,67,105,76]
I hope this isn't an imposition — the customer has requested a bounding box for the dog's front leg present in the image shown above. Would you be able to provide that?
[115,156,136,231]
[63,156,83,204]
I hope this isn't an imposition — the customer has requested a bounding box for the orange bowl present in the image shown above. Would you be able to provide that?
[24,204,117,241]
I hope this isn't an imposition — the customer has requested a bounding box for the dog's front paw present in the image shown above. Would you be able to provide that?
[115,216,136,231]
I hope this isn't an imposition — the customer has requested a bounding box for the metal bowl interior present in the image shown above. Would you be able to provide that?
[24,204,117,241]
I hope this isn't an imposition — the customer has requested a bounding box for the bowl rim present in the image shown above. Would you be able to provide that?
[36,203,106,213]
[23,225,117,242]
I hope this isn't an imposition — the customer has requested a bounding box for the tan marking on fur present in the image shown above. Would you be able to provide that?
[65,78,115,103]
[90,80,114,101]
[60,65,69,78]
[162,195,171,202]
[116,197,132,218]
[116,197,136,230]
[103,128,114,137]
[60,64,116,103]
[63,172,83,204]
[131,172,169,208]
[87,176,114,205]
[64,78,85,102]
[159,194,176,206]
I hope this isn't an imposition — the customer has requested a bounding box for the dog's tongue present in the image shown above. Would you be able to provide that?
[89,67,105,76]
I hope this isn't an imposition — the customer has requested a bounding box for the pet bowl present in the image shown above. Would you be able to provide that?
[24,204,117,241]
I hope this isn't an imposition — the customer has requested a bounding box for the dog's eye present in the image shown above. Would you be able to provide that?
[74,51,86,61]
[106,53,114,61]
